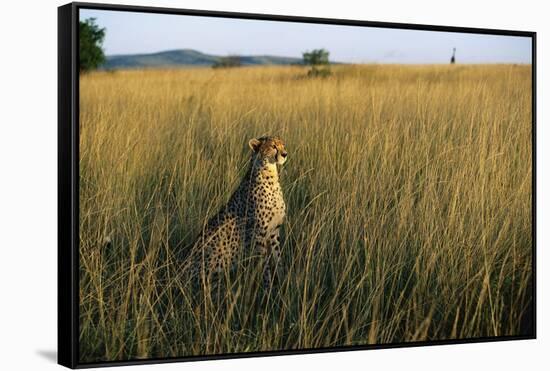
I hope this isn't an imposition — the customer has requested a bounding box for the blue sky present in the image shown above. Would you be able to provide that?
[80,9,532,64]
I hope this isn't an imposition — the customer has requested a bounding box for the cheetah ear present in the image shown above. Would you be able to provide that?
[248,138,261,152]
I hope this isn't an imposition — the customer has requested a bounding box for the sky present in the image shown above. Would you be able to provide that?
[80,9,532,64]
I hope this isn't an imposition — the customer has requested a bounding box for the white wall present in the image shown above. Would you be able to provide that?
[0,0,545,370]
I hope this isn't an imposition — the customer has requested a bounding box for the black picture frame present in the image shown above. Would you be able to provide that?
[58,2,537,368]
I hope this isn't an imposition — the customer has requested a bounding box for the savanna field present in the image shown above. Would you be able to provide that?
[78,64,533,363]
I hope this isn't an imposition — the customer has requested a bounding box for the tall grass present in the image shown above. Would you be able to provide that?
[79,64,533,363]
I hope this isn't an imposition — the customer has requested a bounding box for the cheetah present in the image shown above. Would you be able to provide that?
[190,136,288,289]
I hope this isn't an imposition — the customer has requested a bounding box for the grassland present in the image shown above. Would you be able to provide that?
[79,64,533,363]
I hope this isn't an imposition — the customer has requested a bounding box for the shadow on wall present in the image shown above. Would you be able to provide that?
[36,350,57,363]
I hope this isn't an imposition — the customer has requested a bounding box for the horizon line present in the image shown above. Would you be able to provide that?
[104,47,532,65]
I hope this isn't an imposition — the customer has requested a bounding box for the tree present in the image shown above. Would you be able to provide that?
[212,55,242,69]
[302,48,331,77]
[79,18,106,72]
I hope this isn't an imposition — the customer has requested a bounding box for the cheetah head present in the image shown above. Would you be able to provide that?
[248,136,288,165]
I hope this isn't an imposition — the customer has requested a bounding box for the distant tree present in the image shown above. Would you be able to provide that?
[79,18,106,72]
[302,48,331,77]
[213,55,242,69]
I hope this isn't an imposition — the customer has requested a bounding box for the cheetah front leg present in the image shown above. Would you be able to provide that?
[250,228,274,290]
[255,235,273,290]
[259,227,283,291]
[251,222,281,290]
[268,227,282,284]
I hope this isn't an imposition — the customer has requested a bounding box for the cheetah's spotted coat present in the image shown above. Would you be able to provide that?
[190,136,288,288]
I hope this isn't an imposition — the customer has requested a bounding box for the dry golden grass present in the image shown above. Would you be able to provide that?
[79,64,533,363]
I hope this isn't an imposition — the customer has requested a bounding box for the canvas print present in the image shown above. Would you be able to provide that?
[78,8,533,364]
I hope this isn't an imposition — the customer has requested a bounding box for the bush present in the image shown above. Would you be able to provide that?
[213,55,242,69]
[302,48,331,77]
[79,18,106,72]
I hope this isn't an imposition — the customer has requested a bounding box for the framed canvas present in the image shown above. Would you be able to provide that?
[58,2,536,368]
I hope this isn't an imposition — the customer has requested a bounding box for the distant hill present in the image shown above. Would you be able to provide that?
[103,49,304,69]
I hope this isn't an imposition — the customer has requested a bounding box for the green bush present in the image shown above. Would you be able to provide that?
[79,18,106,72]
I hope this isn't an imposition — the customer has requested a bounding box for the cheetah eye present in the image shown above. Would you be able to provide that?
[272,145,277,149]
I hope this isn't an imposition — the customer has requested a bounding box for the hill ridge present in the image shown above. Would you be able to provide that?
[103,48,304,69]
